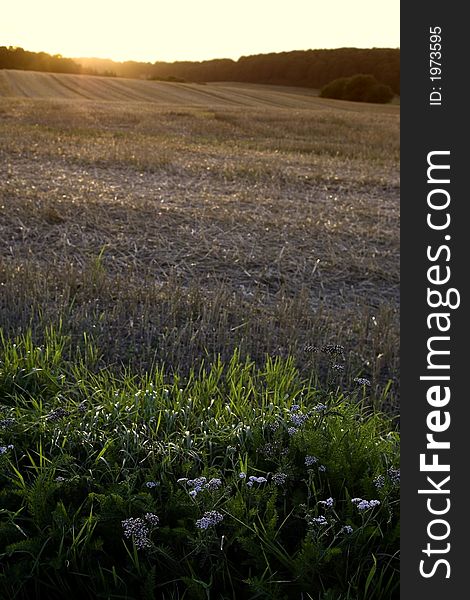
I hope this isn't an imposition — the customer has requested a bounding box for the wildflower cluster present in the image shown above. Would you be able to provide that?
[303,344,319,353]
[144,512,160,526]
[46,407,70,422]
[304,455,327,472]
[195,510,224,530]
[388,467,400,485]
[373,467,400,490]
[318,497,334,508]
[287,402,329,436]
[205,478,223,491]
[373,474,386,490]
[271,472,288,486]
[258,440,288,456]
[310,515,328,526]
[286,404,311,435]
[121,513,159,549]
[341,525,354,534]
[290,411,310,427]
[331,363,344,372]
[322,344,345,356]
[303,343,346,375]
[145,481,159,489]
[0,418,15,429]
[304,343,345,357]
[177,476,223,497]
[0,444,14,455]
[351,498,381,511]
[354,377,371,387]
[247,476,267,487]
[122,517,151,550]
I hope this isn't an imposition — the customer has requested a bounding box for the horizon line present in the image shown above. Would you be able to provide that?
[3,44,400,66]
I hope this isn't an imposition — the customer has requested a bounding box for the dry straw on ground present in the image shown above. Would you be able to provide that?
[0,71,399,408]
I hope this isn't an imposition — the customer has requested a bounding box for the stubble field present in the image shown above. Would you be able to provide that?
[0,70,399,405]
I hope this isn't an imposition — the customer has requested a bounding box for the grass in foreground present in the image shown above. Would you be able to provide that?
[0,330,399,599]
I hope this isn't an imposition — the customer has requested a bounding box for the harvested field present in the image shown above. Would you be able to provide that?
[0,69,399,407]
[0,68,399,112]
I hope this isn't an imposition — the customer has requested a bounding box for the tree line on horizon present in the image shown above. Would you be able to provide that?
[0,45,399,94]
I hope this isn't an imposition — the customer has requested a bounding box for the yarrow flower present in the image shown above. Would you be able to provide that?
[258,441,287,456]
[341,525,354,534]
[318,497,334,508]
[188,477,207,489]
[247,476,267,488]
[178,476,222,496]
[352,498,381,511]
[290,412,309,427]
[122,517,151,550]
[144,512,160,526]
[388,467,400,485]
[304,344,319,353]
[206,478,223,491]
[271,472,288,486]
[46,408,70,422]
[185,477,207,496]
[354,377,371,387]
[310,515,328,526]
[373,475,386,490]
[322,344,345,356]
[305,455,318,467]
[331,363,345,371]
[195,510,224,529]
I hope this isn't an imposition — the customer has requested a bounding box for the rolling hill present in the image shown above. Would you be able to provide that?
[0,69,398,112]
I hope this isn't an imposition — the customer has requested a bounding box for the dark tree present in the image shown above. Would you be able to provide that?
[320,74,395,103]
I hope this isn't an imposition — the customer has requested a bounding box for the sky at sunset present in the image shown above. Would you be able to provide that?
[2,0,399,63]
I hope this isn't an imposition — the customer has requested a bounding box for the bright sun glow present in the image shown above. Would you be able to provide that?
[2,0,399,63]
